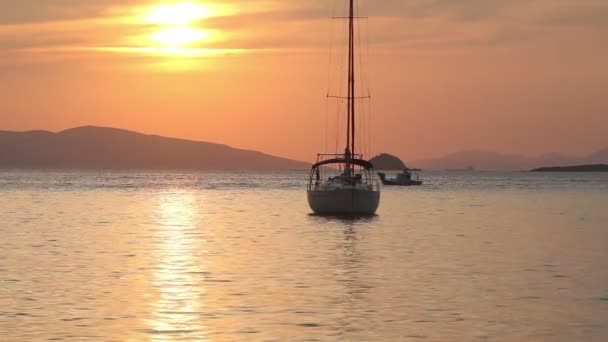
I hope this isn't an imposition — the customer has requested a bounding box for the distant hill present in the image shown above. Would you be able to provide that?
[414,148,608,171]
[413,150,530,171]
[586,148,608,164]
[531,164,608,172]
[0,126,310,170]
[369,153,407,170]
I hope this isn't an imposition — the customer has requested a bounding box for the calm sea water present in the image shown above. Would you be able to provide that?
[1,171,607,341]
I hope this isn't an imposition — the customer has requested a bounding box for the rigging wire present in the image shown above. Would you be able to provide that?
[324,0,338,153]
[363,0,374,158]
[356,0,365,157]
[326,0,374,156]
[334,0,348,154]
[352,0,372,158]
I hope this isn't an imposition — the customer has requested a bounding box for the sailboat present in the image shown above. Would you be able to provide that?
[307,0,380,215]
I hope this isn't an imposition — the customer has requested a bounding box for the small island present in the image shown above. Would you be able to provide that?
[531,164,608,172]
[369,153,417,170]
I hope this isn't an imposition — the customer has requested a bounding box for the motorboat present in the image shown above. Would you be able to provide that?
[377,170,423,186]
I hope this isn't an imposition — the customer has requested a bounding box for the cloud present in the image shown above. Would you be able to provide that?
[0,0,142,24]
[540,1,608,27]
[1,0,607,67]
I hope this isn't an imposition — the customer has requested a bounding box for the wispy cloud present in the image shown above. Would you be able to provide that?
[1,0,607,67]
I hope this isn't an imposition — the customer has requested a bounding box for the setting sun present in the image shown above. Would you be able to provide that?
[142,2,218,48]
[150,27,210,47]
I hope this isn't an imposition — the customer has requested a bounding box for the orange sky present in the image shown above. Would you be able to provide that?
[1,0,607,162]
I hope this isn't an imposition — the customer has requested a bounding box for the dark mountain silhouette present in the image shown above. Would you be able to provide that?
[0,126,310,170]
[369,153,407,170]
[414,147,608,171]
[531,164,608,172]
[535,152,580,168]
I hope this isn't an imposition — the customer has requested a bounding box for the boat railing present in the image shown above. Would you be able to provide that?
[307,169,380,191]
[314,153,365,164]
[307,180,380,191]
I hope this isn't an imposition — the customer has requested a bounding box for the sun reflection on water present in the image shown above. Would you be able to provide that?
[149,191,208,341]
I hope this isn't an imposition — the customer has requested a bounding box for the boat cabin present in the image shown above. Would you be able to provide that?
[308,153,379,192]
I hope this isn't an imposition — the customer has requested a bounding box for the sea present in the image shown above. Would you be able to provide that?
[1,170,607,341]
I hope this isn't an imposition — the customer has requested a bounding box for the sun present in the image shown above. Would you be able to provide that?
[150,27,211,47]
[144,2,216,47]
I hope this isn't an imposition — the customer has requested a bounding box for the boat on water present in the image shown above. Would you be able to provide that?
[378,170,423,186]
[307,0,380,215]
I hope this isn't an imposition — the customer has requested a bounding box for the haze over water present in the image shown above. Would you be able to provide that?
[1,171,607,341]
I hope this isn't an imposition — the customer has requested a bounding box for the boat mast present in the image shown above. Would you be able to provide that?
[346,0,355,160]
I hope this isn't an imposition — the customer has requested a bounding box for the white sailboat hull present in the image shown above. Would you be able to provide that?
[307,189,380,215]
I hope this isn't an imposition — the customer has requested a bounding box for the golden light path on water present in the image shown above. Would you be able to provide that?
[150,191,208,341]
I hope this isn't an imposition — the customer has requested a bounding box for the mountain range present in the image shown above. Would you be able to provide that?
[1,126,605,171]
[413,148,608,171]
[0,126,310,170]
